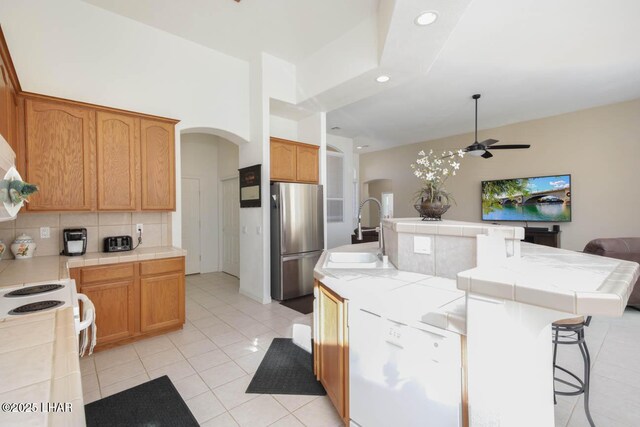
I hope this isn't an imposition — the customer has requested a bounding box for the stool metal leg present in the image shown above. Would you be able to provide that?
[552,328,560,405]
[578,329,595,427]
[552,321,595,427]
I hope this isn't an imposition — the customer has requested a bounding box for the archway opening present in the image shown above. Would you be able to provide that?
[179,127,245,286]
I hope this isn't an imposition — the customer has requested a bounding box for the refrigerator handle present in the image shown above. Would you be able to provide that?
[282,251,323,262]
[278,190,286,254]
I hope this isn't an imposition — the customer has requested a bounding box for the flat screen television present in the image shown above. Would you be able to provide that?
[481,174,571,222]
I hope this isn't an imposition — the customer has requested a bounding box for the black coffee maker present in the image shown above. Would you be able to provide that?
[61,228,87,256]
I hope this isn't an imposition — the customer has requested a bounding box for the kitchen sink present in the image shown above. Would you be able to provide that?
[324,251,381,269]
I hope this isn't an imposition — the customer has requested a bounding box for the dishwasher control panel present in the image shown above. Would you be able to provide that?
[385,321,405,348]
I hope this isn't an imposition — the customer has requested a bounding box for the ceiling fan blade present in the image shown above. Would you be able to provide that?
[486,144,531,150]
[479,138,499,147]
[481,151,493,159]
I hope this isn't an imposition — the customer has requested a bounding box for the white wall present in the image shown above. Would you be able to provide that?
[218,138,240,179]
[326,134,356,249]
[0,0,251,255]
[0,0,250,137]
[181,134,238,273]
[360,98,640,251]
[270,116,299,141]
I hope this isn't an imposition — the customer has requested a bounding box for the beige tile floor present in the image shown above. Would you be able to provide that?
[80,272,640,426]
[80,272,341,427]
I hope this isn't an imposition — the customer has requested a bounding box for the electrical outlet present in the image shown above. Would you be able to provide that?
[136,224,143,235]
[40,227,50,239]
[413,235,432,254]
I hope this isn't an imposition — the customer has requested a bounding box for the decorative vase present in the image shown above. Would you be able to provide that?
[11,233,36,259]
[0,239,5,259]
[414,200,451,221]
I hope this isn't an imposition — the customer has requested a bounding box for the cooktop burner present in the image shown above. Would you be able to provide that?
[8,300,64,315]
[4,284,65,298]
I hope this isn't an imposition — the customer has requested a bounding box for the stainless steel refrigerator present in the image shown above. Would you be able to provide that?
[270,182,324,300]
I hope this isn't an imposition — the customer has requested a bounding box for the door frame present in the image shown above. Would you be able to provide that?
[181,176,202,275]
[219,175,239,277]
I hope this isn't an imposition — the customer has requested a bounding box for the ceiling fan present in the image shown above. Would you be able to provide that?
[459,94,530,159]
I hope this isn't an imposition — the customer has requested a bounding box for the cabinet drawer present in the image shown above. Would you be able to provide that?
[81,263,135,285]
[140,257,184,276]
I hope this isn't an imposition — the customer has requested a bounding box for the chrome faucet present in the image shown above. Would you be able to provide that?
[357,197,385,258]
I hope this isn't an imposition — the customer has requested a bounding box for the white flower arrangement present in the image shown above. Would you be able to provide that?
[411,149,464,204]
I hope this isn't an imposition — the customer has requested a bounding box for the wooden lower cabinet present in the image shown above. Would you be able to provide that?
[314,280,349,425]
[71,256,185,350]
[140,258,185,333]
[80,279,135,345]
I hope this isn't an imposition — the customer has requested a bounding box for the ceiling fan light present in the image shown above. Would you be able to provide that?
[467,150,485,157]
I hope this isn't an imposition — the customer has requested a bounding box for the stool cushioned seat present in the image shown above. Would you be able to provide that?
[553,316,585,326]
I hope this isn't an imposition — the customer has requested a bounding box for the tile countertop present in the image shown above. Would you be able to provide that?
[0,307,85,426]
[314,242,467,335]
[0,246,187,289]
[458,242,640,316]
[382,217,525,239]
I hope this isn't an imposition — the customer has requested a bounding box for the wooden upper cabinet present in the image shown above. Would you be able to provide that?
[0,28,20,153]
[25,99,95,211]
[96,112,138,210]
[270,137,319,183]
[0,64,10,145]
[140,119,175,211]
[296,145,319,183]
[271,138,297,181]
[0,66,20,155]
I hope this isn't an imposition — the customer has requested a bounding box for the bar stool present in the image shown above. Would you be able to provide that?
[552,316,594,427]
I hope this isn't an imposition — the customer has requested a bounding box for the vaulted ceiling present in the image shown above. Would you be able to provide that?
[83,0,378,62]
[82,0,640,152]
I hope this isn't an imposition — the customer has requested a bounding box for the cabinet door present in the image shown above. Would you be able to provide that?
[270,139,297,181]
[81,280,135,345]
[140,119,175,210]
[25,99,95,211]
[96,112,138,210]
[296,145,319,183]
[317,284,348,420]
[140,272,185,333]
[0,63,10,146]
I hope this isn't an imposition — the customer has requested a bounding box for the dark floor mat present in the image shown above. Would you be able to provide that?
[280,294,314,315]
[246,338,326,396]
[85,375,198,427]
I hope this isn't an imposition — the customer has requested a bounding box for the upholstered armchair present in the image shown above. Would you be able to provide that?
[583,238,640,308]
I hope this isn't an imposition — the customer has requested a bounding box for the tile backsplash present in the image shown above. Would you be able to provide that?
[0,212,172,259]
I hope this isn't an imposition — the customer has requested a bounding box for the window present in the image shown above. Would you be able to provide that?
[326,151,344,223]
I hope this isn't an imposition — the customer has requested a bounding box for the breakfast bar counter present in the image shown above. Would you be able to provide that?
[313,219,639,427]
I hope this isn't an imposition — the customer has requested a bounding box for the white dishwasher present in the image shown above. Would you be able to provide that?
[349,306,463,427]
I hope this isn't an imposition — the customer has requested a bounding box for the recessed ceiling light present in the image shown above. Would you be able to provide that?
[356,145,369,150]
[415,11,438,26]
[331,126,341,130]
[375,75,390,83]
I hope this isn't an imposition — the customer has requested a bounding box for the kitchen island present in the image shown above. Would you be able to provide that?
[313,219,639,427]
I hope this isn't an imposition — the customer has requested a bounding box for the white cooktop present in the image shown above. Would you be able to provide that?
[0,279,79,321]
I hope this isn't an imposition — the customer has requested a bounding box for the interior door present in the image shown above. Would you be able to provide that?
[222,177,240,277]
[181,178,201,275]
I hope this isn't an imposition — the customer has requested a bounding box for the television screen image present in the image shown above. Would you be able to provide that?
[481,174,571,222]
